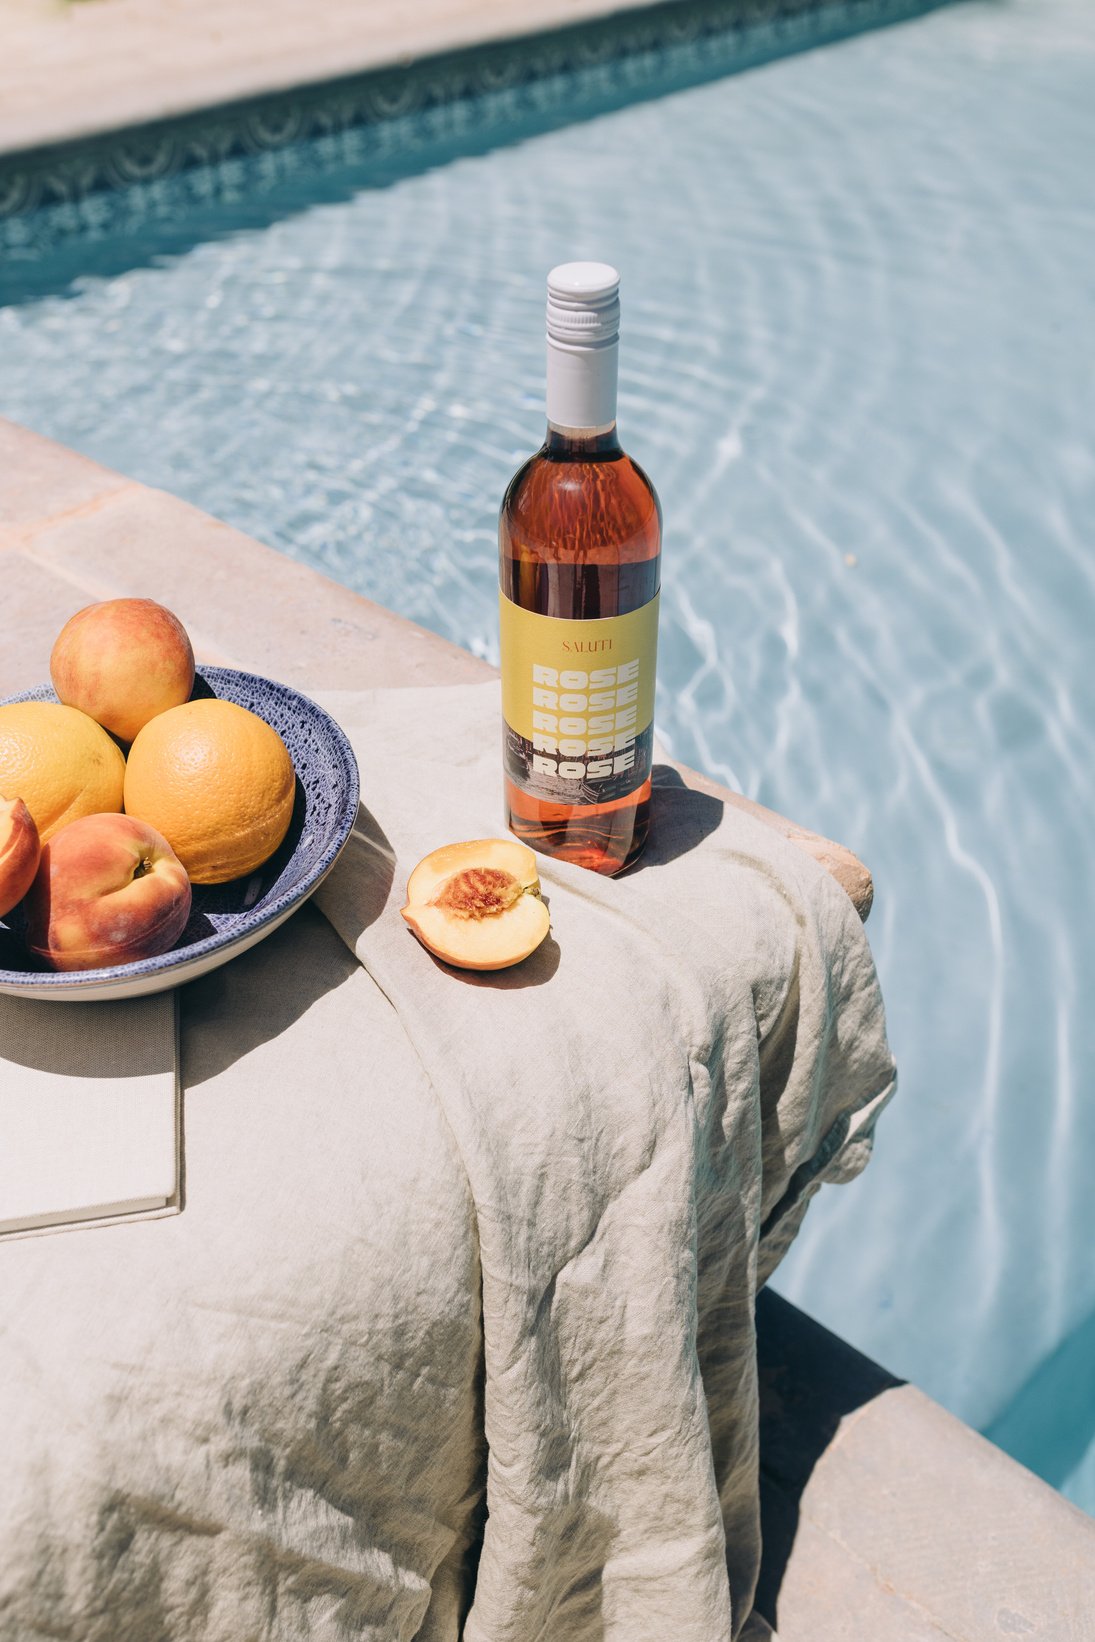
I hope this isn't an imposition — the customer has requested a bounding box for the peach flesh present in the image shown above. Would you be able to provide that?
[405,837,540,906]
[26,811,192,972]
[0,796,41,919]
[50,597,195,743]
[401,840,550,971]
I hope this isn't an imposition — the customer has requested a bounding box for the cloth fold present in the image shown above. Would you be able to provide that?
[312,681,896,1641]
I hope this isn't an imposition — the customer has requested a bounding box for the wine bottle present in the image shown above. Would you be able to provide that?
[499,262,661,876]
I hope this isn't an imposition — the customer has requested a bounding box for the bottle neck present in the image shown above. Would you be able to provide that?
[545,333,618,434]
[544,422,621,457]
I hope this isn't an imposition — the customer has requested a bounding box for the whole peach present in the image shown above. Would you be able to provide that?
[0,796,41,918]
[26,812,192,972]
[50,598,195,743]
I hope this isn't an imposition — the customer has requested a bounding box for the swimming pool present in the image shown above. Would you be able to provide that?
[3,0,1094,1509]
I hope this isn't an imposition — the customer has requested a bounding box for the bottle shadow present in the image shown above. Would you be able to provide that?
[620,763,724,874]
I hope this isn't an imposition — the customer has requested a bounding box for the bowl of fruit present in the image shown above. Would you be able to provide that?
[0,599,359,1001]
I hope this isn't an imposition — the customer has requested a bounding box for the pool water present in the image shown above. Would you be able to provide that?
[3,0,1094,1508]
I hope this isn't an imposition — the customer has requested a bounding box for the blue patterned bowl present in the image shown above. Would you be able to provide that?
[0,668,359,1001]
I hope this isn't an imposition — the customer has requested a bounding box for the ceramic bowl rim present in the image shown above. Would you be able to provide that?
[0,667,359,995]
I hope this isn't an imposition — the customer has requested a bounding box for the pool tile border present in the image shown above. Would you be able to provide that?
[1,0,947,248]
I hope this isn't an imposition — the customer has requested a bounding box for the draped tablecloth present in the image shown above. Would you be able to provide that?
[0,682,895,1642]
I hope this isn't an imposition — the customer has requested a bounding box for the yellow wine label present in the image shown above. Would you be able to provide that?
[499,590,660,805]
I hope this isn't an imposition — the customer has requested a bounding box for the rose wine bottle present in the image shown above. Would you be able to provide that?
[499,262,661,875]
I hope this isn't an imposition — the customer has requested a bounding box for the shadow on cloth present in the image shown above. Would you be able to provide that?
[753,1289,903,1634]
[179,901,364,1087]
[181,798,395,1085]
[623,764,724,873]
[434,929,561,990]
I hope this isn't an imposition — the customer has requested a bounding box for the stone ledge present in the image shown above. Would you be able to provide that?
[0,417,873,916]
[756,1291,1095,1640]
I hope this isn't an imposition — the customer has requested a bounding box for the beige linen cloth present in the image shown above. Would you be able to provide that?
[0,682,895,1642]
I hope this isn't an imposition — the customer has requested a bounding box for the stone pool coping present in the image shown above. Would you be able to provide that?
[0,0,667,157]
[2,415,1094,1634]
[0,0,950,224]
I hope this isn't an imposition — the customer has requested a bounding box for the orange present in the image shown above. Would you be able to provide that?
[0,701,126,841]
[123,698,295,885]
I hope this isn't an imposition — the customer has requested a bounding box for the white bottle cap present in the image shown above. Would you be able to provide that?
[546,261,620,432]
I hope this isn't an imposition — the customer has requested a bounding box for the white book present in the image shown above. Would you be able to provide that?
[0,990,180,1239]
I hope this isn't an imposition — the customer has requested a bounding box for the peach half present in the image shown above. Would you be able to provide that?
[26,812,192,972]
[50,597,195,743]
[0,796,41,919]
[401,839,550,971]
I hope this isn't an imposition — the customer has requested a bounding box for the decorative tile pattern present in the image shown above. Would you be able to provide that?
[0,0,943,253]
